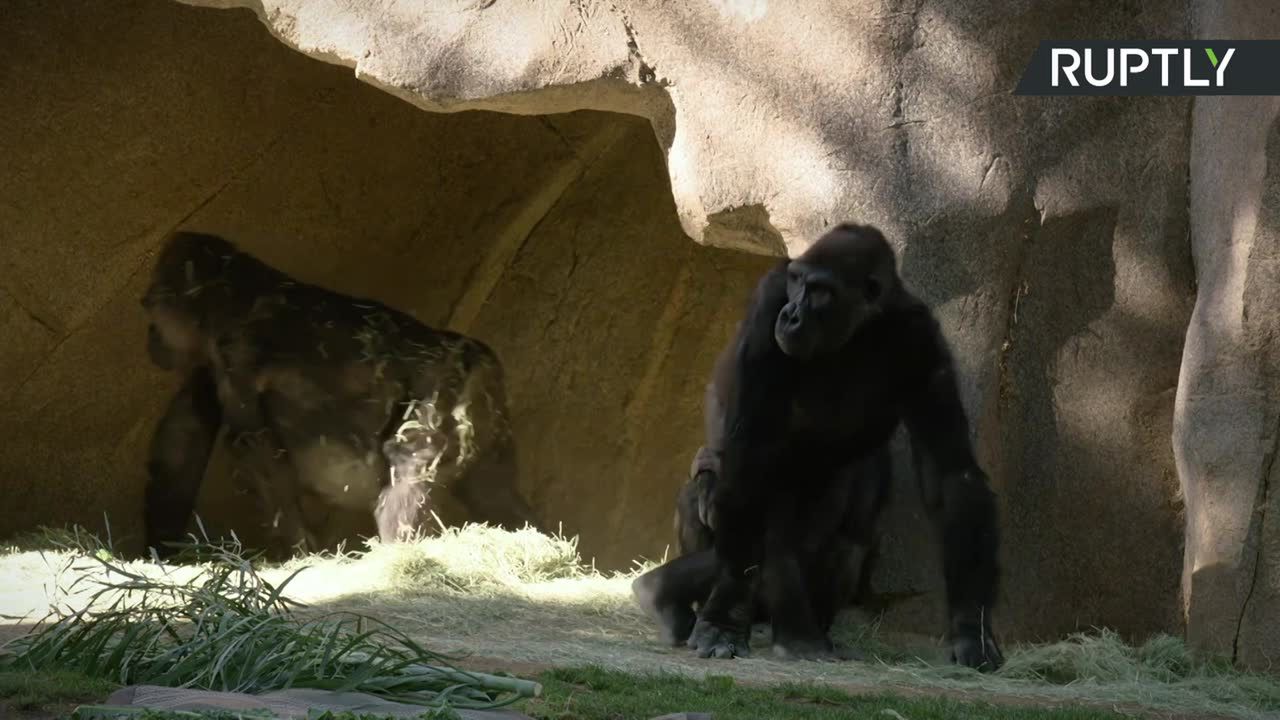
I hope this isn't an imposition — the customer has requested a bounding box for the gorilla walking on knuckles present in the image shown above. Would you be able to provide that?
[634,223,1004,670]
[635,339,893,661]
[141,231,540,558]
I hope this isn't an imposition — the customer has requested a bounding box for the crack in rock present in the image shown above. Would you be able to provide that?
[608,1,657,85]
[1232,413,1278,663]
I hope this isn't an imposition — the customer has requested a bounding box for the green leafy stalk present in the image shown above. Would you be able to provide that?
[0,534,538,711]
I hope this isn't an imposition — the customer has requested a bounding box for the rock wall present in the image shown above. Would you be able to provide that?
[0,0,772,573]
[2,0,1278,668]
[1178,0,1280,672]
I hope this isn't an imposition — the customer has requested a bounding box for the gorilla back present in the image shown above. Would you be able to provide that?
[141,231,539,557]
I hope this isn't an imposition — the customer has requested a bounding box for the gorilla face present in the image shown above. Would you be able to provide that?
[773,224,896,360]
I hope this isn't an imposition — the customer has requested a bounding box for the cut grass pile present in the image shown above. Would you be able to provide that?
[0,531,539,714]
[2,524,1279,720]
[995,630,1280,710]
[286,524,592,593]
[875,630,1280,719]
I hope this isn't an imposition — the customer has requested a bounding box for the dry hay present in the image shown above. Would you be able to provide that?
[2,525,1278,720]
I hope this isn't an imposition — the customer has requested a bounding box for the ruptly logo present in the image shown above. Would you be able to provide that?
[1014,41,1280,95]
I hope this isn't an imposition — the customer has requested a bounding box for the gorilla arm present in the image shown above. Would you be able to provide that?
[898,306,1004,671]
[685,262,793,657]
[711,261,793,574]
[144,367,223,557]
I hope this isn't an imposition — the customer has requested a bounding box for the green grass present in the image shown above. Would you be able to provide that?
[526,666,1129,720]
[0,666,1138,720]
[68,710,463,720]
[0,669,463,720]
[0,669,116,710]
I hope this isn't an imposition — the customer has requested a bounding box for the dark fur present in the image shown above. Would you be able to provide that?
[637,223,1003,669]
[636,444,890,659]
[141,231,540,558]
[633,339,891,659]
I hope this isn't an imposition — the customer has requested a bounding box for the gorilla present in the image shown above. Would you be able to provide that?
[634,337,891,660]
[140,230,540,558]
[634,223,1004,670]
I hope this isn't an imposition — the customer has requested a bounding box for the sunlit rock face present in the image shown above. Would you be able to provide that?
[1176,0,1280,673]
[0,0,773,593]
[3,0,1278,668]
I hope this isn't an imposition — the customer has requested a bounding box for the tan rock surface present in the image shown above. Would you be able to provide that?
[2,0,1278,668]
[1177,0,1280,672]
[0,0,771,576]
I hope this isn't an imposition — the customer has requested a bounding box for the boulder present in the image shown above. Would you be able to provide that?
[169,0,1201,645]
[3,0,1278,666]
[1176,0,1280,671]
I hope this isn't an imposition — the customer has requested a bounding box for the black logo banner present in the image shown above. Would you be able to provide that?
[1014,41,1280,96]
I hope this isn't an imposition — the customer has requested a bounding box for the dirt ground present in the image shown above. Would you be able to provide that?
[0,535,1268,720]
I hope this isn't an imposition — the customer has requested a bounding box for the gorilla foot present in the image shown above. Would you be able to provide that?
[951,629,1004,672]
[687,619,751,659]
[631,575,695,646]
